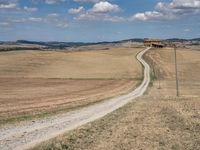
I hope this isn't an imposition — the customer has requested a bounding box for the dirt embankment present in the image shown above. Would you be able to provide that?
[35,47,200,150]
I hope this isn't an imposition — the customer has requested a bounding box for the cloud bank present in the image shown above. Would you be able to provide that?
[131,0,200,21]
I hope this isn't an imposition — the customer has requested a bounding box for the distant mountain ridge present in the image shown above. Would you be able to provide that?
[16,38,200,44]
[13,39,145,48]
[16,40,92,48]
[0,38,199,49]
[165,38,200,42]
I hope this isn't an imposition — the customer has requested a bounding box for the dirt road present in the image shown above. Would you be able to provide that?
[0,47,151,150]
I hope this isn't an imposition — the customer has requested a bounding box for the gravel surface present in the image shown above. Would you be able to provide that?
[0,47,151,150]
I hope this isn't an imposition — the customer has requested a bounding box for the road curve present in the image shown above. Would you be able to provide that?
[0,47,151,150]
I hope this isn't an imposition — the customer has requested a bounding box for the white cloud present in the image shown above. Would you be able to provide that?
[12,18,27,23]
[47,13,59,17]
[45,14,68,28]
[3,13,68,29]
[156,0,200,15]
[68,6,85,14]
[24,6,38,12]
[130,11,165,21]
[45,13,59,23]
[131,0,200,21]
[76,12,125,22]
[69,1,123,22]
[103,15,125,22]
[32,0,66,4]
[0,22,10,26]
[91,1,120,13]
[28,17,43,22]
[56,22,68,28]
[184,28,191,32]
[45,0,65,4]
[73,0,101,3]
[45,0,57,4]
[0,3,16,9]
[168,0,200,9]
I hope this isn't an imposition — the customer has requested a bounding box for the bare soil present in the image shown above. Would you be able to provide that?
[35,47,200,150]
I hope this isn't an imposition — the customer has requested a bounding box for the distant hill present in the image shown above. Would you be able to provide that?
[191,38,200,41]
[0,38,199,51]
[16,39,145,47]
[165,38,200,42]
[165,38,189,42]
[16,40,91,48]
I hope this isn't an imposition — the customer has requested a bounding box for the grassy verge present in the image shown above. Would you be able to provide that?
[142,49,156,89]
[149,66,156,87]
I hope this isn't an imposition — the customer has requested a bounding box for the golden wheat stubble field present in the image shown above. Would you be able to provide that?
[35,47,200,150]
[0,44,142,123]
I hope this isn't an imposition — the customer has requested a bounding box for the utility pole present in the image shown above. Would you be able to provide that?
[174,45,179,97]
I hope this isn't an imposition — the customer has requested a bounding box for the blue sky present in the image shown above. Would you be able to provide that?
[0,0,200,42]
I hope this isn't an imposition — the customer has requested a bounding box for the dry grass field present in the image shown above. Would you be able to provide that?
[0,46,142,79]
[35,47,200,150]
[0,45,142,124]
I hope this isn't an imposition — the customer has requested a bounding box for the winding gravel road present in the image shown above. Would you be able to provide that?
[0,47,151,150]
